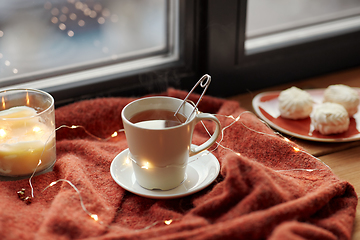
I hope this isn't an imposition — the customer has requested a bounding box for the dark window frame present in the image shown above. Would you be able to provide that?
[204,0,360,97]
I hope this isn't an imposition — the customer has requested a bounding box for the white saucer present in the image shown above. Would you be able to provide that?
[110,148,220,199]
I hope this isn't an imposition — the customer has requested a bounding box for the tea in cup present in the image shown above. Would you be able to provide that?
[121,96,221,190]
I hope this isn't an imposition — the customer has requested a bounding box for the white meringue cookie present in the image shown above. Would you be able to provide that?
[323,84,359,117]
[278,86,313,120]
[311,102,349,135]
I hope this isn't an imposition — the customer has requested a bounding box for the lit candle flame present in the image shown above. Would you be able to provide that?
[1,96,5,109]
[0,129,6,138]
[111,131,118,137]
[26,91,30,106]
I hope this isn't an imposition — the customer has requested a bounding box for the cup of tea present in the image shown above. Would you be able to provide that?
[121,96,221,190]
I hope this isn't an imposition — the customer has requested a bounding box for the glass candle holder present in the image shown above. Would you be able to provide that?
[0,89,56,177]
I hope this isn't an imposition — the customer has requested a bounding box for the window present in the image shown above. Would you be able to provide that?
[0,0,186,103]
[1,0,360,102]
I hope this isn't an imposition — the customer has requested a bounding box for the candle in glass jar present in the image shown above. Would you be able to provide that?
[0,106,55,176]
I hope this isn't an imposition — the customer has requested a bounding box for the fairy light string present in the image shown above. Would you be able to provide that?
[17,124,127,224]
[198,110,330,172]
[232,111,331,171]
[18,109,328,229]
[27,125,125,198]
[55,124,125,141]
[42,179,101,224]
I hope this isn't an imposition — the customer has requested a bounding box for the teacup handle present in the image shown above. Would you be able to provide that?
[189,113,221,156]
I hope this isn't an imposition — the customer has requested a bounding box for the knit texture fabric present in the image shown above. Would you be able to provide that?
[0,88,357,240]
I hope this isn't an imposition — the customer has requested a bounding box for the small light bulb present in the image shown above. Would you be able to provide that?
[164,219,173,225]
[141,162,150,169]
[293,147,300,152]
[49,181,57,187]
[90,214,98,221]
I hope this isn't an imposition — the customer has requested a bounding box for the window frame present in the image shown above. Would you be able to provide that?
[0,0,201,106]
[204,0,360,97]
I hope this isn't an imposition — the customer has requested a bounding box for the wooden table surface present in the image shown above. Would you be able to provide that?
[229,66,360,239]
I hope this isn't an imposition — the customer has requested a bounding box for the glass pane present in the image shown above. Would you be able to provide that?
[0,0,168,84]
[246,0,360,53]
[247,0,360,38]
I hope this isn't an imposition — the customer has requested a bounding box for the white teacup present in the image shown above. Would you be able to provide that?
[121,96,221,190]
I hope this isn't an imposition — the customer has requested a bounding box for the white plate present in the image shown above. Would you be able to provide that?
[110,147,220,199]
[252,88,360,142]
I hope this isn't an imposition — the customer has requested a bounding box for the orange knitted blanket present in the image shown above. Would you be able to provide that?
[0,88,357,239]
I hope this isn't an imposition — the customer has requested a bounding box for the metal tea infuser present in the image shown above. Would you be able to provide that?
[174,74,211,123]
